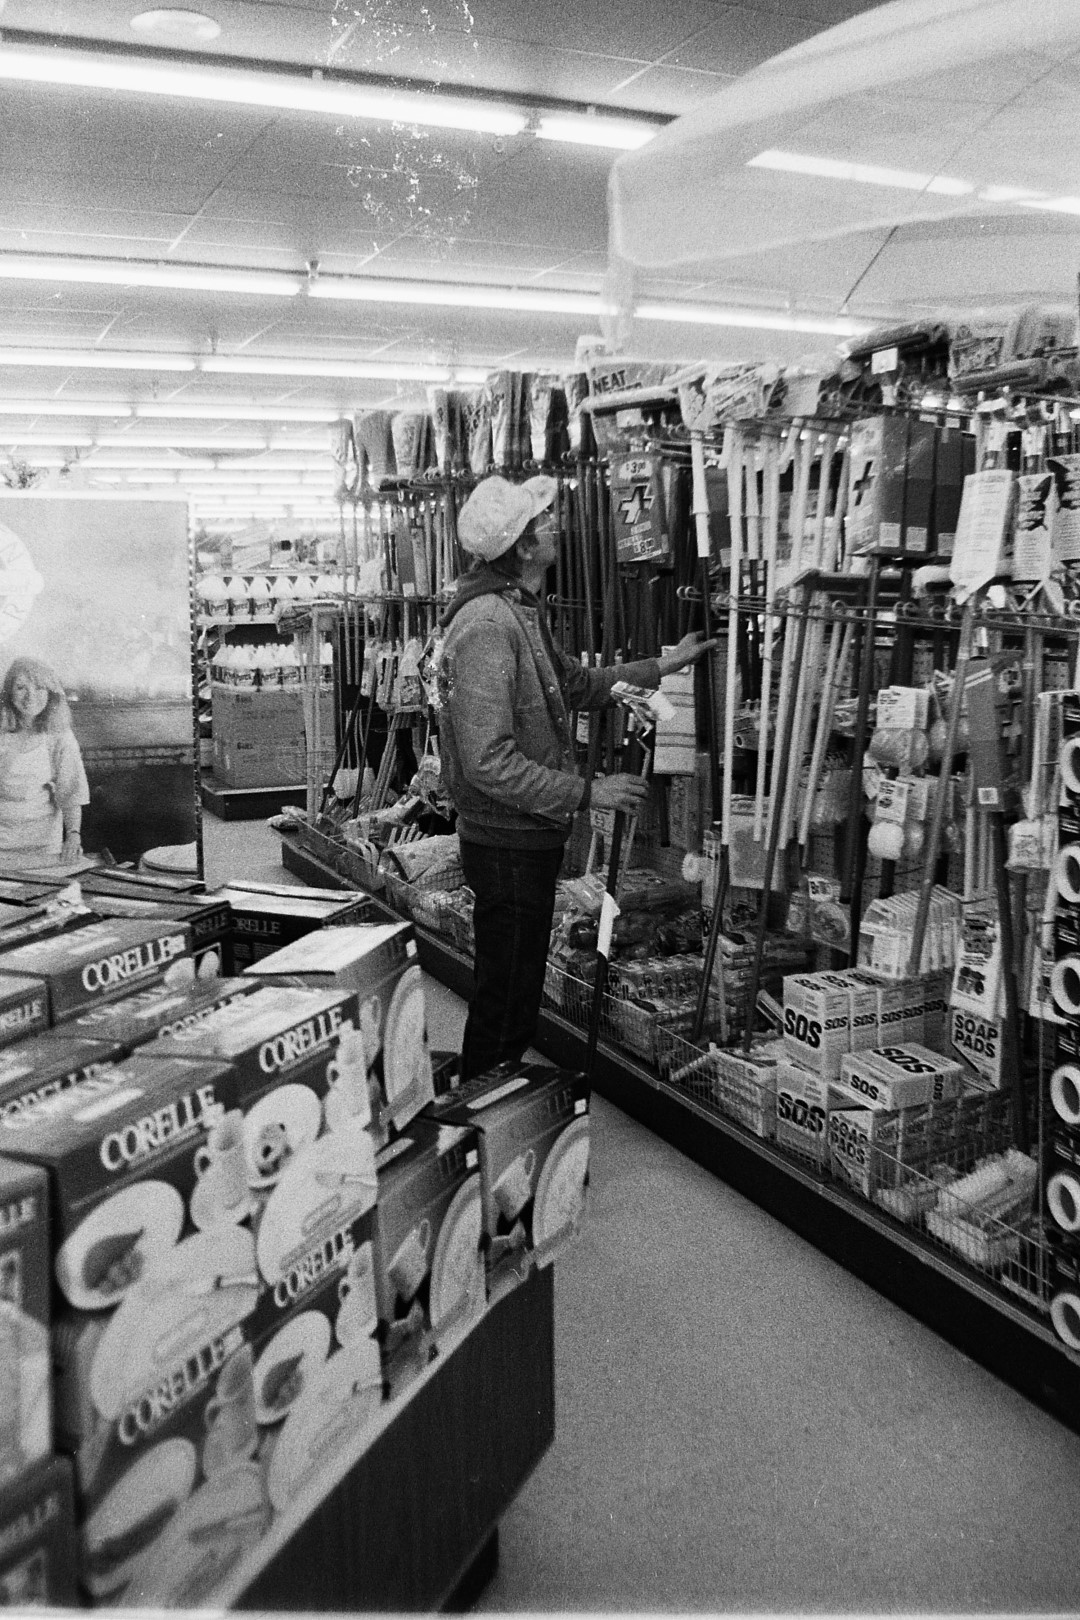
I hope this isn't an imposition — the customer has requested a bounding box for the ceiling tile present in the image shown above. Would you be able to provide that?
[601,65,736,114]
[660,6,822,73]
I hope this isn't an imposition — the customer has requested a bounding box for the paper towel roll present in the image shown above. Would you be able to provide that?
[1051,1290,1080,1351]
[1051,955,1080,1018]
[1051,1064,1080,1127]
[1062,736,1080,798]
[1054,843,1080,905]
[1048,1169,1080,1233]
[868,821,904,862]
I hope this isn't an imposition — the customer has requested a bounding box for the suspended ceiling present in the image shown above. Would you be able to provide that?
[0,0,881,513]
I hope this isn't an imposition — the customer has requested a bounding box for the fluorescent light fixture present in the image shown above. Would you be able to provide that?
[748,149,973,196]
[978,184,1050,203]
[0,401,133,417]
[535,114,655,151]
[0,44,528,136]
[634,300,871,338]
[1020,195,1080,215]
[92,434,320,451]
[199,355,486,384]
[0,255,300,296]
[134,403,342,423]
[130,10,222,44]
[0,42,662,149]
[0,348,196,372]
[310,277,607,316]
[0,431,94,446]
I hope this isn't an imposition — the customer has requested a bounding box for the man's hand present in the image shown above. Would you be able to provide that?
[589,774,649,816]
[657,631,718,678]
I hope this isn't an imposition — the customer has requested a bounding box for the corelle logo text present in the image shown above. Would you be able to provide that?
[0,1489,58,1559]
[0,999,45,1035]
[80,932,188,993]
[99,1083,218,1171]
[117,1325,243,1444]
[0,1062,111,1120]
[272,1225,354,1309]
[258,1007,344,1074]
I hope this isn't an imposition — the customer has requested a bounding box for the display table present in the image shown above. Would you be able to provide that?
[230,1264,554,1612]
[280,832,1080,1437]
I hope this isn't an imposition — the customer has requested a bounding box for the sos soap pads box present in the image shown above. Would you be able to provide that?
[0,1154,51,1489]
[836,1044,965,1111]
[0,920,194,1024]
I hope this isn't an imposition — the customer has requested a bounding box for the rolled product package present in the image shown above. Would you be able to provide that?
[1051,1290,1080,1350]
[427,387,451,472]
[355,410,397,487]
[867,820,904,862]
[1050,1063,1080,1127]
[528,374,554,464]
[391,412,427,481]
[488,372,513,468]
[1051,953,1080,1018]
[1047,1169,1080,1234]
[1061,734,1080,798]
[462,387,492,477]
[869,727,929,772]
[1055,841,1080,904]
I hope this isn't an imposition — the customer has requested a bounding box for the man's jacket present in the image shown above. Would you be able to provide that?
[434,565,660,849]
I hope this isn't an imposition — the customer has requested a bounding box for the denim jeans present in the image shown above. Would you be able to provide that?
[458,840,563,1083]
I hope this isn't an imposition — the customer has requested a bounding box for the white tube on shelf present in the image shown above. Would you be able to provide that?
[1051,1064,1080,1128]
[1047,1170,1080,1234]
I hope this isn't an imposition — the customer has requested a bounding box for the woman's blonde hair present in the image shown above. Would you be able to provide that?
[1,657,73,733]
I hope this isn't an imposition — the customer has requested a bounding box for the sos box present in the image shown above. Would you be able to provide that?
[836,1044,964,1111]
[782,973,851,1078]
[0,920,194,1024]
[775,1061,830,1167]
[949,1009,1004,1088]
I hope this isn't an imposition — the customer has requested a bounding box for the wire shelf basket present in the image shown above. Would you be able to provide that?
[657,1028,777,1139]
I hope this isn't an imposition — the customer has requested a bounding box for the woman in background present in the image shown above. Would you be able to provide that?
[0,657,89,869]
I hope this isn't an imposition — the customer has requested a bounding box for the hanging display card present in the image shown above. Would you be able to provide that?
[948,470,1015,602]
[1049,454,1080,563]
[611,456,669,563]
[1013,471,1055,582]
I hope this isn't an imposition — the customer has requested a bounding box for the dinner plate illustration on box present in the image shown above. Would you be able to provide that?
[56,1181,185,1310]
[428,1174,484,1341]
[122,1460,269,1610]
[382,967,431,1124]
[253,1310,331,1424]
[243,1083,322,1189]
[532,1116,590,1248]
[91,1227,259,1421]
[80,1438,197,1599]
[256,1118,377,1287]
[267,1339,382,1514]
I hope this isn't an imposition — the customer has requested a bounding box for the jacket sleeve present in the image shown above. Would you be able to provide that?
[557,647,662,711]
[447,616,587,823]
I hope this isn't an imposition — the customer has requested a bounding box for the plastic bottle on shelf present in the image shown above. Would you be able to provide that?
[320,639,334,685]
[198,575,228,614]
[271,574,294,609]
[279,642,301,686]
[291,574,316,602]
[247,575,272,617]
[233,643,258,687]
[225,576,249,619]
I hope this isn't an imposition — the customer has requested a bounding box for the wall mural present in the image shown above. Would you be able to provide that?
[0,494,198,872]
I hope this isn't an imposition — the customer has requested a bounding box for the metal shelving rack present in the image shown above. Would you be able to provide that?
[280,830,1080,1437]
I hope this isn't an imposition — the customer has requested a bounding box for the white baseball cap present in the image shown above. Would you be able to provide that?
[457,474,557,561]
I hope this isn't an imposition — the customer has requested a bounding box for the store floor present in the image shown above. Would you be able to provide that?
[206,814,1080,1615]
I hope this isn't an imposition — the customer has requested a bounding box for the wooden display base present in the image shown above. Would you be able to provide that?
[276,833,1080,1438]
[228,1265,553,1612]
[201,772,308,821]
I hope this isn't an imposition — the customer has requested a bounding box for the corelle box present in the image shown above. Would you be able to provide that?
[79,867,204,898]
[0,918,194,1025]
[0,1156,50,1488]
[372,1116,484,1395]
[245,922,435,1138]
[211,883,375,974]
[426,1063,589,1303]
[64,975,260,1053]
[0,1454,77,1607]
[0,975,50,1049]
[82,893,232,977]
[0,1031,127,1122]
[775,1061,830,1167]
[836,1043,964,1111]
[782,972,851,1078]
[0,1056,237,1453]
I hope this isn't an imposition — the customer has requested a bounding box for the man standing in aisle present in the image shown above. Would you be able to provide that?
[435,473,713,1082]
